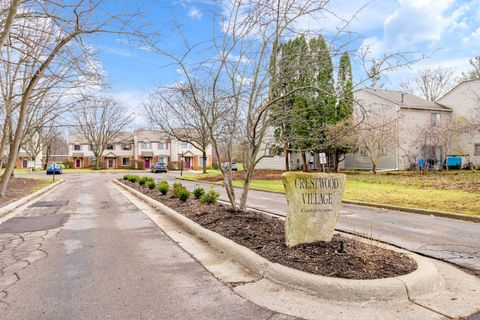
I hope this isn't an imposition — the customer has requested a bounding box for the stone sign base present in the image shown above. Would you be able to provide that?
[282,172,346,247]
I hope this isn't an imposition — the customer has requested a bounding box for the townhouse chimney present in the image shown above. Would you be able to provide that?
[401,93,405,103]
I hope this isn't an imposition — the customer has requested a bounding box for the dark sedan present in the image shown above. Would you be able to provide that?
[151,162,167,173]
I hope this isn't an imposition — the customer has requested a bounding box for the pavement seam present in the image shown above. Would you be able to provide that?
[397,278,455,320]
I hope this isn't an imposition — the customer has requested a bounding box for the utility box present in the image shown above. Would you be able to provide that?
[445,156,462,169]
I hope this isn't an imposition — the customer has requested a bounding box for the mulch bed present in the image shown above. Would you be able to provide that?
[123,180,417,280]
[0,177,44,208]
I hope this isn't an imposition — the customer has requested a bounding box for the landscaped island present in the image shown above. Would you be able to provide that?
[120,175,417,280]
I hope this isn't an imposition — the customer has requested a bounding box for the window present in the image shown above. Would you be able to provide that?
[431,113,441,126]
[142,142,152,149]
[475,143,480,156]
[181,143,191,149]
[89,144,93,151]
[159,156,165,163]
[360,148,368,156]
[158,142,168,150]
[89,157,96,166]
[74,144,81,151]
[382,146,388,156]
[199,156,207,166]
[106,144,114,150]
[122,144,131,151]
[122,157,129,166]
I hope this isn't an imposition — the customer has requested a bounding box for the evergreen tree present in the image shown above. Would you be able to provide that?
[337,52,354,120]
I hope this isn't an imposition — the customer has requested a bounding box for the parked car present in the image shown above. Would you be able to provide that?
[46,163,63,175]
[151,162,167,173]
[222,162,239,171]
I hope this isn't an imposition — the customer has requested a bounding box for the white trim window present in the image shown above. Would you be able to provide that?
[89,157,96,166]
[431,113,441,126]
[199,156,207,166]
[142,142,152,149]
[474,143,480,156]
[158,142,168,150]
[74,144,81,151]
[122,144,131,151]
[181,142,192,149]
[122,157,130,166]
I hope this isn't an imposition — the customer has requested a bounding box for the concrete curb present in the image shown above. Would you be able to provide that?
[177,177,480,223]
[114,179,446,303]
[0,179,64,219]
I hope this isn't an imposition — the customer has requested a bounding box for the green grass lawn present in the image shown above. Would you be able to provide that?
[182,170,480,215]
[31,178,55,192]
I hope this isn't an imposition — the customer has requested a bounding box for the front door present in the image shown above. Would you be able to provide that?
[145,158,151,169]
[75,159,81,168]
[108,158,114,168]
[185,157,191,169]
[22,159,28,168]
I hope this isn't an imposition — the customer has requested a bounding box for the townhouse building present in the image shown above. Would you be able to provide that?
[68,129,212,170]
[257,82,478,171]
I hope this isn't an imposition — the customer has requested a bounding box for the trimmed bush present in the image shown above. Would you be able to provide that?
[178,189,190,202]
[199,187,219,204]
[128,175,140,183]
[147,180,156,190]
[173,182,184,198]
[192,187,205,200]
[123,175,129,181]
[139,176,148,186]
[158,180,169,195]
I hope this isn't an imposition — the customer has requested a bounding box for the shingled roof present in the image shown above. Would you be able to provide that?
[357,88,451,111]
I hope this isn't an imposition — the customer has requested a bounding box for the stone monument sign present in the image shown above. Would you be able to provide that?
[282,172,346,247]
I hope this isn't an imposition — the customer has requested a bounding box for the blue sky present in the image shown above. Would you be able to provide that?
[88,0,480,127]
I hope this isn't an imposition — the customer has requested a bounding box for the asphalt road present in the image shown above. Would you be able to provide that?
[154,171,480,276]
[0,173,294,319]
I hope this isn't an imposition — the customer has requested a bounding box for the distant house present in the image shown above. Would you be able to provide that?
[437,79,480,167]
[255,86,476,171]
[67,129,212,170]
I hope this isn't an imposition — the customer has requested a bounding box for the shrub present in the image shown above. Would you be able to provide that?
[192,187,205,200]
[158,181,169,195]
[128,175,140,183]
[178,189,190,202]
[123,175,129,181]
[173,182,184,198]
[147,180,156,190]
[139,176,148,186]
[199,187,219,204]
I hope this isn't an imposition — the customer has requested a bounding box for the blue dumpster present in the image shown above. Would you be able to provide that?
[445,156,461,169]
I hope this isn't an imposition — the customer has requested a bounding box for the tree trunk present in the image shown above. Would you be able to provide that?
[334,150,340,173]
[372,163,377,174]
[239,158,256,212]
[301,152,308,172]
[202,149,207,174]
[284,143,289,171]
[0,117,10,169]
[95,153,101,170]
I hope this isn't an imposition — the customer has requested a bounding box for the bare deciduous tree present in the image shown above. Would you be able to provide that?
[0,0,143,197]
[400,67,453,102]
[144,83,211,173]
[74,98,132,169]
[358,112,397,174]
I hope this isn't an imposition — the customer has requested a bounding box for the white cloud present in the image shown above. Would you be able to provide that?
[361,0,463,55]
[187,7,202,19]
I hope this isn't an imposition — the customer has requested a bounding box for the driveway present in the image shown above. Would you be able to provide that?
[0,173,293,319]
